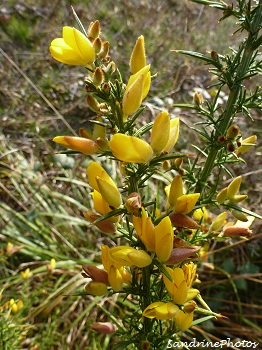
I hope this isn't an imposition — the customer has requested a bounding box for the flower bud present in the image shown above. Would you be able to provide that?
[223,226,252,237]
[125,192,142,215]
[193,92,204,105]
[91,322,118,334]
[53,136,99,155]
[85,282,108,296]
[210,212,227,231]
[93,67,104,86]
[226,125,240,139]
[86,95,101,113]
[88,20,100,40]
[162,160,171,171]
[98,41,110,59]
[93,37,102,53]
[183,300,197,313]
[232,209,248,222]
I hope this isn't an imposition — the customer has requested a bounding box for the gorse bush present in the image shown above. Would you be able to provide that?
[48,0,261,348]
[1,0,261,349]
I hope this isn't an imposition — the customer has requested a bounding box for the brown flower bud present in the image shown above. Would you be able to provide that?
[125,192,142,215]
[93,37,102,53]
[88,20,100,40]
[93,67,104,86]
[91,322,118,334]
[83,210,117,234]
[98,41,110,59]
[193,92,204,105]
[226,125,240,139]
[223,226,252,237]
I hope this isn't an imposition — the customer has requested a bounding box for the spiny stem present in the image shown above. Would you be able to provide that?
[195,1,262,194]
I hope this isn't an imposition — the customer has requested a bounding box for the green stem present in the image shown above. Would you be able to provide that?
[195,1,262,194]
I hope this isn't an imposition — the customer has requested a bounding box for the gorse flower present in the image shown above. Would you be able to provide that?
[50,27,95,65]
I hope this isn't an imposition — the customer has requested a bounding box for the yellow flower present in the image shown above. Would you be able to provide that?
[163,267,199,305]
[210,212,228,231]
[167,175,184,207]
[129,35,146,74]
[154,216,174,262]
[162,118,180,153]
[109,246,152,268]
[175,309,194,331]
[236,135,257,155]
[91,190,119,223]
[133,207,155,252]
[101,245,131,291]
[174,193,200,214]
[87,162,122,209]
[122,65,151,117]
[150,111,170,155]
[50,27,95,65]
[53,136,99,155]
[109,134,153,163]
[142,301,179,320]
[20,268,32,279]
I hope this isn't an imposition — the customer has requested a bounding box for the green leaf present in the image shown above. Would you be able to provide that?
[172,50,222,69]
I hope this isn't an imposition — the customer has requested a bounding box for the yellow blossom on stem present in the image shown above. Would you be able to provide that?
[210,212,228,231]
[236,135,257,155]
[132,207,155,252]
[109,246,152,268]
[175,308,194,331]
[162,118,180,153]
[129,35,146,74]
[53,136,99,155]
[163,267,199,305]
[142,301,179,320]
[20,268,32,279]
[91,190,119,223]
[150,111,170,155]
[109,134,153,163]
[174,193,200,215]
[50,27,95,66]
[168,174,184,207]
[226,176,242,199]
[154,216,174,262]
[87,162,122,209]
[122,75,144,116]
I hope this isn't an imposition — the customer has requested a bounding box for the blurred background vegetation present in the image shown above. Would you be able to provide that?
[0,0,261,349]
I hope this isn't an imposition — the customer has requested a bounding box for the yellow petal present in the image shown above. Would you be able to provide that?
[96,177,122,209]
[122,75,144,116]
[162,118,180,153]
[87,162,117,192]
[109,134,153,163]
[174,193,200,214]
[130,35,146,74]
[154,216,174,262]
[168,175,184,207]
[150,111,170,154]
[175,309,194,331]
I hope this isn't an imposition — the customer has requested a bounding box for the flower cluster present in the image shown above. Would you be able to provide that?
[49,9,258,346]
